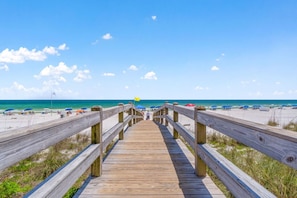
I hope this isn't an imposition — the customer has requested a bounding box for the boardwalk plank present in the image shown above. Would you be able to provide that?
[78,120,225,197]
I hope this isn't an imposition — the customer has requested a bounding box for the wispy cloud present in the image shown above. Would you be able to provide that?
[142,71,157,80]
[288,90,297,94]
[195,86,209,91]
[58,43,69,50]
[241,79,257,85]
[273,91,284,96]
[211,66,219,71]
[103,72,115,77]
[215,53,225,62]
[129,65,138,71]
[0,44,68,64]
[152,16,157,21]
[0,64,9,71]
[74,69,91,82]
[92,40,99,45]
[102,33,112,40]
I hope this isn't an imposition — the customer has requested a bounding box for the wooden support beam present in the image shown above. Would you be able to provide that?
[195,106,206,177]
[118,103,124,140]
[91,106,103,177]
[173,102,179,139]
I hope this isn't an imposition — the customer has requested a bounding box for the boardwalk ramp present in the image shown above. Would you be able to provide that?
[77,120,225,197]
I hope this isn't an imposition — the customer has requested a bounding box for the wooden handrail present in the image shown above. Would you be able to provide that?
[153,103,297,197]
[0,103,143,197]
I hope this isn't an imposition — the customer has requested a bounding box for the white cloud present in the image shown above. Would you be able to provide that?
[129,65,138,71]
[124,85,129,89]
[58,43,69,50]
[37,62,77,77]
[152,16,157,21]
[0,64,9,71]
[0,44,67,64]
[211,66,219,71]
[43,46,58,55]
[74,69,92,82]
[142,71,157,80]
[12,82,39,93]
[102,33,112,40]
[275,81,281,85]
[195,86,209,91]
[103,72,115,77]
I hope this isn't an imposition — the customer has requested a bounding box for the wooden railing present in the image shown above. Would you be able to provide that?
[0,103,143,197]
[153,102,297,198]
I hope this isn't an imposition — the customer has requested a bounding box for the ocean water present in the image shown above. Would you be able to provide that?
[1,99,297,112]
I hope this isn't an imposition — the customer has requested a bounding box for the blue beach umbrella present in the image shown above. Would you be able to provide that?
[136,105,146,110]
[24,108,33,111]
[5,108,14,112]
[65,108,72,111]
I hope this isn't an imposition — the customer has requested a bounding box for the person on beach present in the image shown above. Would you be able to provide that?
[146,111,150,120]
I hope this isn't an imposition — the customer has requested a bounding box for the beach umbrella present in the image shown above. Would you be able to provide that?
[23,108,33,111]
[150,105,156,109]
[5,108,14,112]
[136,105,145,110]
[76,109,84,113]
[81,107,88,110]
[134,97,141,102]
[65,108,72,111]
[185,103,195,107]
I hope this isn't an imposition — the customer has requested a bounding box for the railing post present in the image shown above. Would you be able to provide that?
[195,106,206,177]
[157,110,160,123]
[173,102,179,139]
[118,103,124,140]
[165,102,168,126]
[128,102,133,127]
[160,108,164,124]
[132,108,136,124]
[91,106,103,177]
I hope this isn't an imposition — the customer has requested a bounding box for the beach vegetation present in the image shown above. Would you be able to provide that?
[283,121,297,132]
[207,131,297,198]
[0,133,91,197]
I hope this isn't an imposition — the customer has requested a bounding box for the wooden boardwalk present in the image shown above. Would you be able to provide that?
[77,120,225,198]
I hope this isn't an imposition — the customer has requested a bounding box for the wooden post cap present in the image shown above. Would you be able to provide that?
[196,106,206,111]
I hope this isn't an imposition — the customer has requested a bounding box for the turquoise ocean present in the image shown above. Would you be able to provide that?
[1,99,297,112]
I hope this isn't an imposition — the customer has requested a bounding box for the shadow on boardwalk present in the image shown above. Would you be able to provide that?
[76,121,224,198]
[156,122,221,197]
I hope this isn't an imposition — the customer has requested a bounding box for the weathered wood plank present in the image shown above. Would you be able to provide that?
[197,144,276,198]
[77,121,224,197]
[26,144,101,198]
[198,111,297,169]
[0,112,100,171]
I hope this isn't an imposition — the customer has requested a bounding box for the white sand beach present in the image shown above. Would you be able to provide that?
[1,108,296,134]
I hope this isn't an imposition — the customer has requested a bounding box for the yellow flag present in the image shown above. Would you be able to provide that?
[134,97,140,102]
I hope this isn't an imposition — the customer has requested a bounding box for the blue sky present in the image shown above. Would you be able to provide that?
[0,0,296,100]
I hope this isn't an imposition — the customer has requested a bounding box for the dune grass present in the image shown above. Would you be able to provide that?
[207,121,297,198]
[0,133,90,198]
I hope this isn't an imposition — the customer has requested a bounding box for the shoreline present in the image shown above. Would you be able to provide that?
[1,107,296,133]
